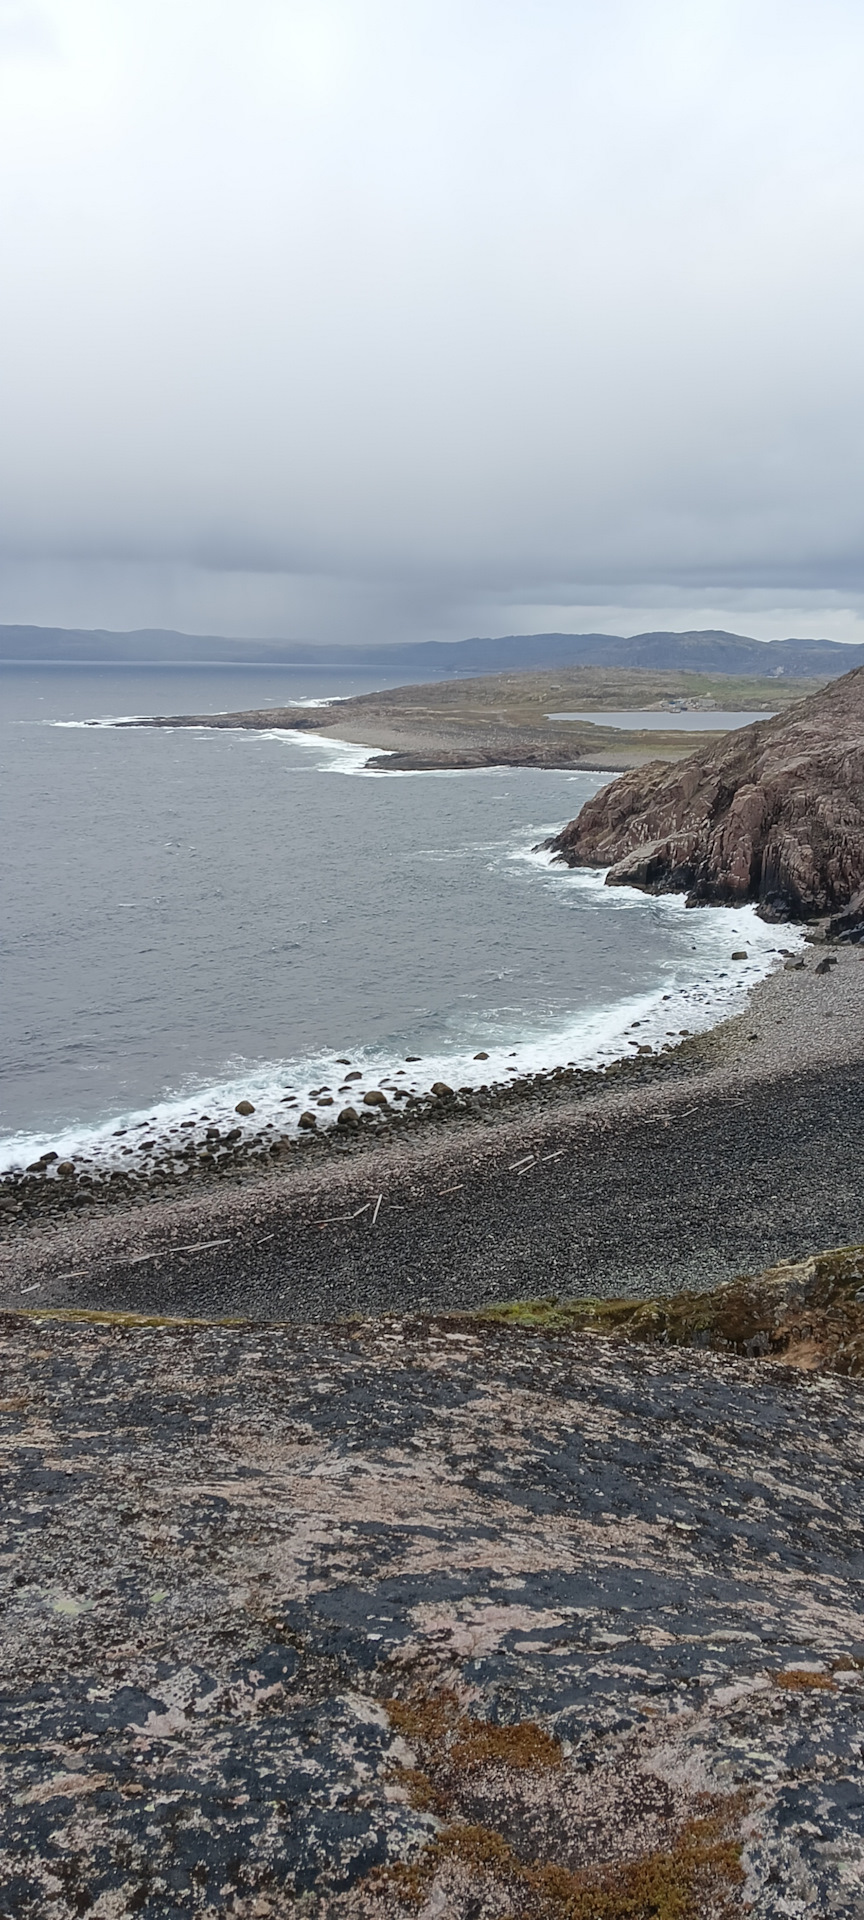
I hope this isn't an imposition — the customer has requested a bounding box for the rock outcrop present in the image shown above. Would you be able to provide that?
[549,662,864,919]
[3,1277,864,1917]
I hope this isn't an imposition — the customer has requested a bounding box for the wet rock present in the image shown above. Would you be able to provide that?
[298,1111,318,1129]
[363,1090,388,1107]
[234,1100,256,1116]
[430,1081,454,1098]
[337,1107,359,1128]
[474,1051,489,1060]
[731,949,748,959]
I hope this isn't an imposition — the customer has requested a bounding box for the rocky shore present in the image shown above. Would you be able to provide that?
[549,663,864,925]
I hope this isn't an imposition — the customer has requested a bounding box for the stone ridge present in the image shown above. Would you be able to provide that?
[549,662,864,921]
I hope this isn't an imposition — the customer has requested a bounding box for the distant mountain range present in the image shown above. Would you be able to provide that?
[1,622,862,678]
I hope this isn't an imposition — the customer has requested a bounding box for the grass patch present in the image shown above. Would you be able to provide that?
[475,1243,864,1376]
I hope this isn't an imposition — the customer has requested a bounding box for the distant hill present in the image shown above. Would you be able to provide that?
[1,622,862,678]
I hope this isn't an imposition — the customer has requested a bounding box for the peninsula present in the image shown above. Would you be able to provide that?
[124,663,815,772]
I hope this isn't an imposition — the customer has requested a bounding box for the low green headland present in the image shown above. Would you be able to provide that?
[132,664,820,772]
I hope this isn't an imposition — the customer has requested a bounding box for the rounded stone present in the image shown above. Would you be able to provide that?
[430,1081,454,1098]
[298,1111,318,1130]
[337,1107,359,1127]
[234,1100,256,1116]
[362,1090,388,1107]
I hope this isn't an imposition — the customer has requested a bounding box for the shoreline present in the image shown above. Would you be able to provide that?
[4,942,863,1317]
[115,661,788,773]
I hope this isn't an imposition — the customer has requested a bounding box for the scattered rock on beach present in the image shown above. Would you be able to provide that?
[234,1100,255,1116]
[363,1090,388,1107]
[298,1111,318,1129]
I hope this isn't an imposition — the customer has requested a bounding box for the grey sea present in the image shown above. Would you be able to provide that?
[1,666,787,1173]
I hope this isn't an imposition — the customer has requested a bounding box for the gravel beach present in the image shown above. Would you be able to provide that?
[3,944,863,1319]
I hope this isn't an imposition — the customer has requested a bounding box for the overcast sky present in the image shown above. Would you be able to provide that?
[2,0,864,645]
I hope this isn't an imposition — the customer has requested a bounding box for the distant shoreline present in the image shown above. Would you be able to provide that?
[113,661,810,773]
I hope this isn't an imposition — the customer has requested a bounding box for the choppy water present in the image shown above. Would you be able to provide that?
[1,666,794,1174]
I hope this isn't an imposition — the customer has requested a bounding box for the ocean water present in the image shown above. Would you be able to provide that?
[549,709,776,730]
[1,666,794,1174]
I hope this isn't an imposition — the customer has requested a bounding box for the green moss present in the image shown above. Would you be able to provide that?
[475,1243,864,1374]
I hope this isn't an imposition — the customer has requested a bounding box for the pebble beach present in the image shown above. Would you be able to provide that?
[3,940,863,1318]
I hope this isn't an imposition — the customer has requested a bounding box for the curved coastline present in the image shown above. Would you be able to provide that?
[3,942,864,1318]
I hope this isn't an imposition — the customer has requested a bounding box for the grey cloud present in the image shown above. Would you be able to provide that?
[1,0,864,643]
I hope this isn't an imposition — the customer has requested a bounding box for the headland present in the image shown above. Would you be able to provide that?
[120,664,816,772]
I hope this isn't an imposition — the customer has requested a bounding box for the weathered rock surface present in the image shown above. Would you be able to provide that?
[549,663,864,920]
[2,1250,864,1916]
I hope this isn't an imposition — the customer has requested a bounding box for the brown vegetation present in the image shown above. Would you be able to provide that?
[372,1689,746,1919]
[477,1242,864,1377]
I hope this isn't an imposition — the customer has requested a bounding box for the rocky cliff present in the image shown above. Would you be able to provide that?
[549,662,864,921]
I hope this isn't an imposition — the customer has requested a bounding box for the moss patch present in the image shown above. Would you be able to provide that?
[476,1243,864,1376]
[772,1670,836,1692]
[375,1691,746,1919]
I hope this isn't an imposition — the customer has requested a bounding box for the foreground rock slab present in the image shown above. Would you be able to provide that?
[2,1286,864,1917]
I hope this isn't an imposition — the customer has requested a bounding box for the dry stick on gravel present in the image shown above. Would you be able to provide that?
[317,1203,373,1229]
[127,1238,232,1264]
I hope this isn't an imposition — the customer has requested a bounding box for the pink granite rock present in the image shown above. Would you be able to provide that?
[549,663,864,920]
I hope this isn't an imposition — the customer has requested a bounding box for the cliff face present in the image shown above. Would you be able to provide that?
[549,663,864,920]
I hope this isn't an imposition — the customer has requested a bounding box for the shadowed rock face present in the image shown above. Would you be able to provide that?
[549,663,864,920]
